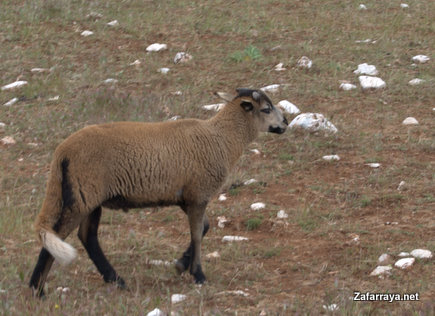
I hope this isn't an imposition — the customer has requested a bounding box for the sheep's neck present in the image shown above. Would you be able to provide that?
[209,105,258,166]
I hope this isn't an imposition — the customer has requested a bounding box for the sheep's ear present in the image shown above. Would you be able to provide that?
[240,100,254,112]
[214,92,234,102]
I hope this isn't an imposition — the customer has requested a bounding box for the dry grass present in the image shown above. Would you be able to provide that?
[1,0,434,315]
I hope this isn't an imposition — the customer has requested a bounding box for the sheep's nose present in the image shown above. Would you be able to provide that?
[283,116,289,125]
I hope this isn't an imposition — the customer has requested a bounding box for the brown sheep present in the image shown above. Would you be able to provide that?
[29,88,288,297]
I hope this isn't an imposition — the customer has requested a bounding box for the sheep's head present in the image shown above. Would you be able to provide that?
[216,88,288,134]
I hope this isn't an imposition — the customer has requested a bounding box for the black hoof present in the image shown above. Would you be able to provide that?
[115,277,126,289]
[104,273,126,289]
[192,265,206,284]
[175,255,190,275]
[30,286,45,299]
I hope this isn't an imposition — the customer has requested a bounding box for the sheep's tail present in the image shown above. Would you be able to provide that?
[34,156,77,266]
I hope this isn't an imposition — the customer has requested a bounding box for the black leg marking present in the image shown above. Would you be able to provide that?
[29,248,54,298]
[78,207,125,289]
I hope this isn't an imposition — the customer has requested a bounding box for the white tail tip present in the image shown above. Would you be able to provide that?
[40,231,77,265]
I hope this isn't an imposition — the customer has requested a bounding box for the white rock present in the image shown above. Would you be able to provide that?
[171,91,182,96]
[297,56,312,69]
[410,249,432,259]
[398,252,410,257]
[358,76,386,89]
[366,163,380,168]
[129,59,141,66]
[394,257,415,269]
[277,210,288,219]
[202,103,225,111]
[408,78,425,86]
[103,78,118,84]
[339,83,357,91]
[277,100,300,114]
[171,294,187,304]
[174,52,192,64]
[378,254,390,264]
[1,136,16,145]
[217,216,228,228]
[250,202,265,211]
[250,149,260,155]
[86,12,103,19]
[146,43,167,52]
[289,113,338,134]
[146,308,165,316]
[359,4,367,10]
[1,80,28,91]
[148,259,172,266]
[322,304,339,312]
[218,194,227,201]
[158,68,170,74]
[168,116,181,121]
[355,39,372,43]
[81,30,94,37]
[354,63,378,76]
[400,3,409,8]
[397,181,406,191]
[322,155,340,161]
[402,117,418,125]
[48,96,60,101]
[0,122,6,130]
[370,266,392,276]
[222,236,249,242]
[107,20,119,26]
[274,63,286,71]
[243,179,258,185]
[31,68,49,73]
[4,97,18,107]
[206,251,220,259]
[260,84,280,93]
[412,55,430,63]
[62,287,70,293]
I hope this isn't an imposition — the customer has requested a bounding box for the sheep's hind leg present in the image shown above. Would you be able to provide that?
[78,206,126,289]
[29,248,55,297]
[175,214,209,275]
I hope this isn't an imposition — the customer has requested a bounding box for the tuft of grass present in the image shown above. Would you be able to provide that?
[229,45,262,62]
[245,216,263,231]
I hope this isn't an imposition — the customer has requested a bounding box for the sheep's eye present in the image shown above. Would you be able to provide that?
[261,108,272,114]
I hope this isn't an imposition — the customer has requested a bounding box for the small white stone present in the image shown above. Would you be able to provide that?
[227,290,249,297]
[400,3,409,8]
[358,76,386,89]
[277,100,300,114]
[129,59,141,66]
[322,304,339,311]
[217,216,228,228]
[168,116,181,121]
[355,39,372,43]
[260,84,280,93]
[146,43,167,52]
[339,83,357,91]
[86,12,103,19]
[0,122,6,130]
[243,179,258,185]
[297,56,312,69]
[412,55,430,63]
[250,149,260,155]
[206,251,220,259]
[103,78,118,84]
[222,236,249,242]
[402,117,418,125]
[4,97,18,107]
[173,52,192,64]
[148,259,172,266]
[171,91,182,96]
[394,257,415,269]
[289,113,338,134]
[378,254,391,264]
[250,202,265,211]
[408,78,425,86]
[274,63,286,71]
[62,287,70,293]
[146,308,165,316]
[171,294,187,304]
[48,96,60,101]
[277,210,288,219]
[31,68,49,73]
[322,155,340,161]
[354,63,378,76]
[202,103,225,112]
[56,286,63,292]
[81,30,94,37]
[107,20,119,26]
[218,194,227,201]
[359,4,367,10]
[410,249,432,259]
[1,80,28,91]
[398,252,410,257]
[1,136,16,145]
[366,163,381,168]
[397,181,406,191]
[158,67,170,74]
[370,266,392,276]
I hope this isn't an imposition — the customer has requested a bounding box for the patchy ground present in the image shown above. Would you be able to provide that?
[1,0,434,315]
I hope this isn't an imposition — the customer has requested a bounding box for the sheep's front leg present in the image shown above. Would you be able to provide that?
[175,214,209,276]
